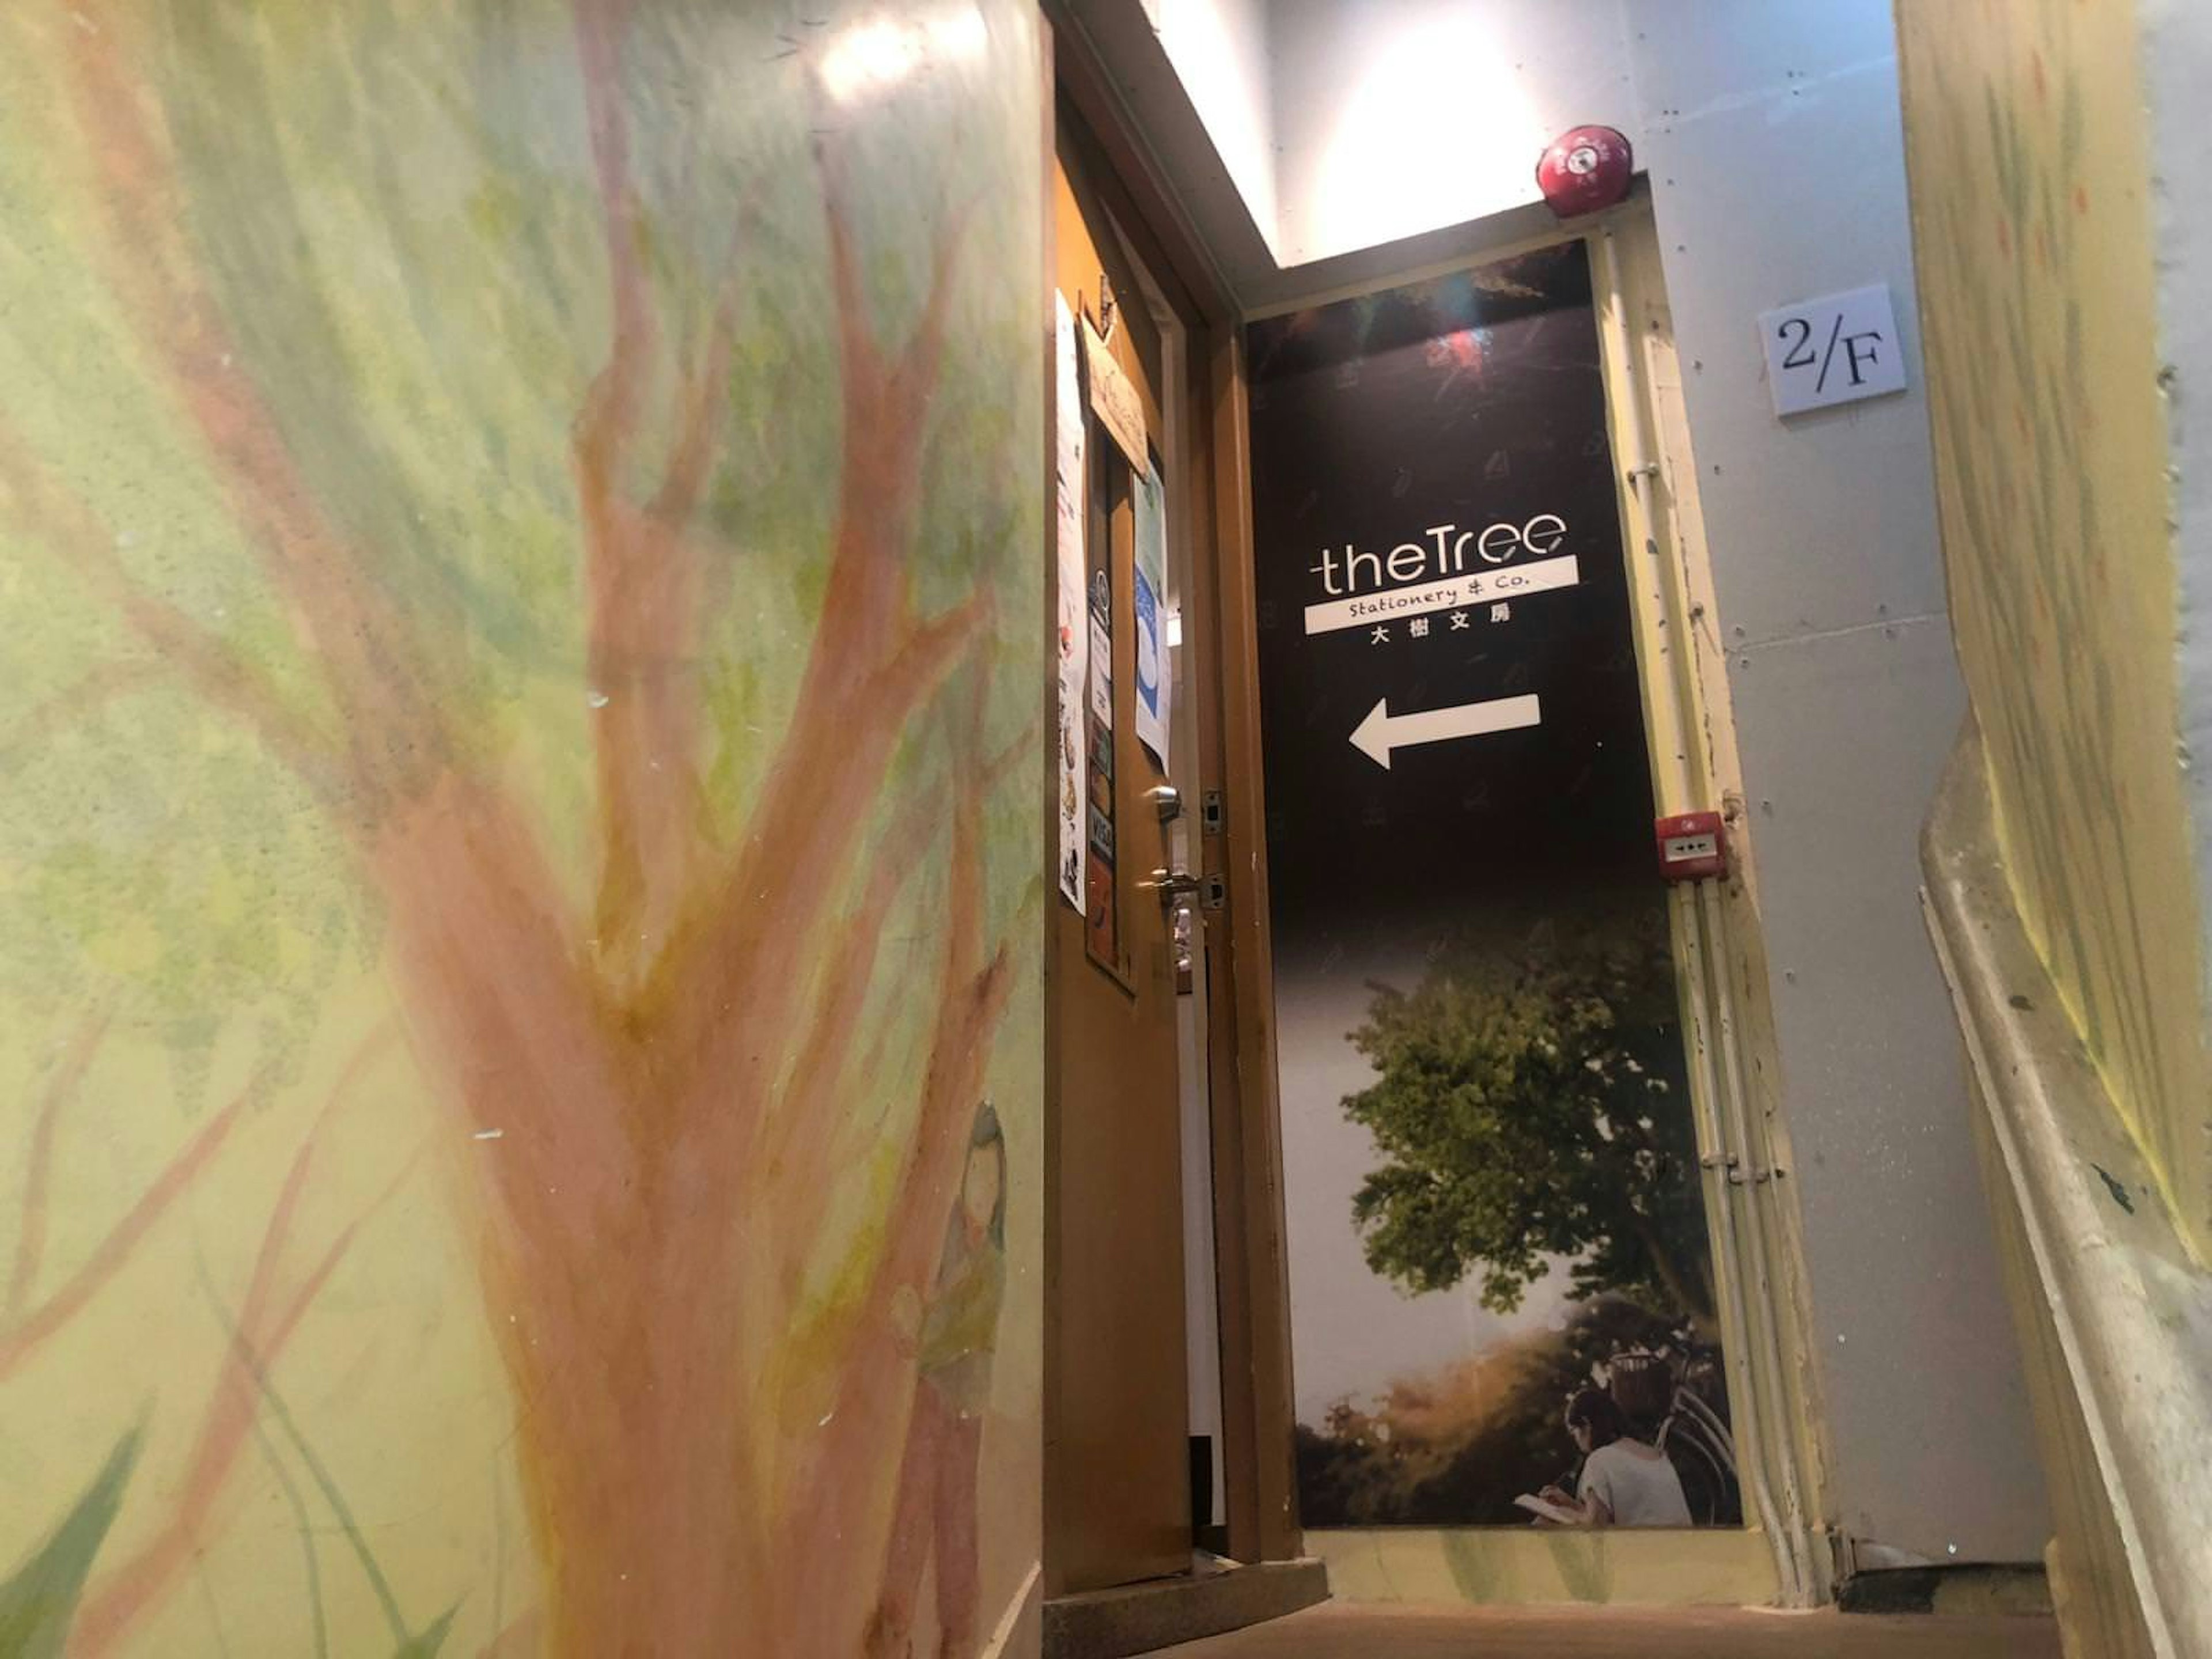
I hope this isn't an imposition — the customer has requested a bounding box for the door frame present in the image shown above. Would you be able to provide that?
[1045,26,1304,1573]
[1044,19,1830,1606]
[1207,194,1832,1603]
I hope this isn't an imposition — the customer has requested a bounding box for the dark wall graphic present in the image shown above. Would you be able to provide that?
[1248,244,1740,1531]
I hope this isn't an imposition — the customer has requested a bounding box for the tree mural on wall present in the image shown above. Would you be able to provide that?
[0,2,1040,1655]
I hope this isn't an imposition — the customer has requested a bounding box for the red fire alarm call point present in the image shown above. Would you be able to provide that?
[1656,811,1728,882]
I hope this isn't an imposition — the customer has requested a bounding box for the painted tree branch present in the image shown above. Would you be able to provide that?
[0,1022,395,1382]
[365,776,637,1260]
[664,581,991,1157]
[760,800,941,1191]
[572,5,772,987]
[0,429,346,808]
[0,1092,249,1384]
[570,0,713,978]
[644,130,980,1122]
[760,706,1035,1313]
[52,20,607,1231]
[5,1005,115,1321]
[649,221,752,533]
[755,777,958,1331]
[0,662,168,775]
[571,0,653,492]
[67,1132,425,1658]
[779,675,1020,1645]
[61,6,451,816]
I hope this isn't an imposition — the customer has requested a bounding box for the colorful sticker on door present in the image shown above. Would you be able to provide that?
[1247,244,1741,1532]
[1085,555,1119,973]
[1056,291,1090,912]
[1134,460,1169,770]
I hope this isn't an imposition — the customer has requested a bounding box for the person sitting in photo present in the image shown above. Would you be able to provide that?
[1539,1387,1694,1528]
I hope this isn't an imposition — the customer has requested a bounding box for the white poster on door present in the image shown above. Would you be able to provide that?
[1133,461,1170,770]
[1054,292,1089,914]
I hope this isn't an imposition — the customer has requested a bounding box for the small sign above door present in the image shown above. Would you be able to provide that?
[1083,316,1150,475]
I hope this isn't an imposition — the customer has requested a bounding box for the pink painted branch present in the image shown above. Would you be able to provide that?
[0,429,346,806]
[782,941,1014,1646]
[572,0,653,486]
[0,1093,249,1384]
[571,0,673,973]
[811,132,882,415]
[882,196,975,429]
[649,210,752,531]
[764,664,1024,1206]
[67,1141,425,1659]
[781,675,1021,1646]
[62,10,449,802]
[756,795,949,1312]
[579,493,714,982]
[0,1020,394,1378]
[980,725,1040,796]
[656,588,994,1165]
[859,669,1006,1332]
[571,9,770,983]
[868,590,998,718]
[0,662,167,773]
[639,141,987,1075]
[370,779,638,1249]
[5,1005,115,1321]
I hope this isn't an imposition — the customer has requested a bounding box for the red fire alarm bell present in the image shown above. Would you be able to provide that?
[1536,125,1634,219]
[1656,811,1727,882]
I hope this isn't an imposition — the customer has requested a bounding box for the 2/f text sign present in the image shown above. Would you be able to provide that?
[1758,284,1907,417]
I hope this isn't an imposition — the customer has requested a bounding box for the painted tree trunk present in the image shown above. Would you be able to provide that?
[0,1,1042,1652]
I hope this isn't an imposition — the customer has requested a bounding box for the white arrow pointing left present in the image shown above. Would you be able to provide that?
[1350,692,1542,770]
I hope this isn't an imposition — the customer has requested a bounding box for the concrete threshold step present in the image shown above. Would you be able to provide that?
[1044,1555,1330,1658]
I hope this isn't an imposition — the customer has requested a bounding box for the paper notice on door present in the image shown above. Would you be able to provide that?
[1132,461,1169,770]
[1053,292,1089,914]
[1088,613,1112,725]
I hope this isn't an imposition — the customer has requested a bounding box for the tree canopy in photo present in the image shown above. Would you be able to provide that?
[1344,930,1715,1331]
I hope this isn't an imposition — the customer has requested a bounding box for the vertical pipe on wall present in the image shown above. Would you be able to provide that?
[1674,884,1798,1600]
[1596,225,1813,1605]
[1702,880,1824,1602]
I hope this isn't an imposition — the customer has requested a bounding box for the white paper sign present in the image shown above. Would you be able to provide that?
[1758,284,1907,417]
[1052,293,1089,914]
[1088,615,1112,725]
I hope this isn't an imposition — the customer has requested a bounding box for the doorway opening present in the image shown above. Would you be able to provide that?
[1039,71,1316,1654]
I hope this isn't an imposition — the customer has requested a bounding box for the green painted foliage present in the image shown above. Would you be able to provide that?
[390,1605,459,1658]
[0,1428,141,1659]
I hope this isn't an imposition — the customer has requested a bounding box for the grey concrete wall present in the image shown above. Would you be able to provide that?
[1625,0,2045,1565]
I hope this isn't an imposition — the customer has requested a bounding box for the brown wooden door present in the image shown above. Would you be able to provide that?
[1044,126,1194,1595]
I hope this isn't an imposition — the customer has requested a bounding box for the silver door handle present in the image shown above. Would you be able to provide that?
[1145,867,1202,902]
